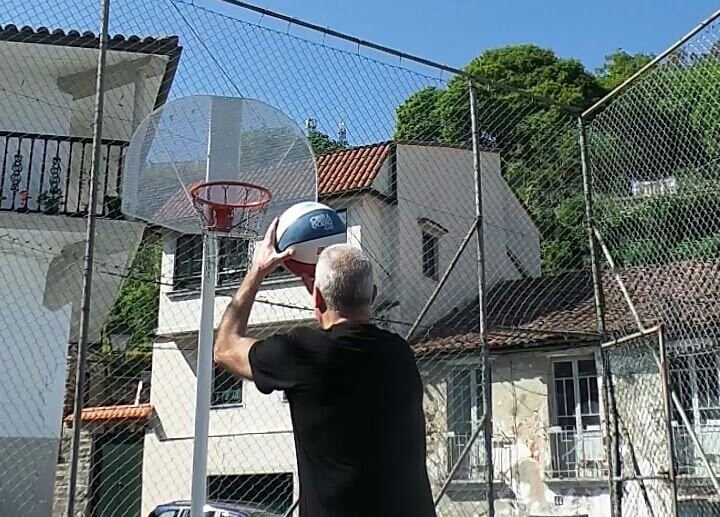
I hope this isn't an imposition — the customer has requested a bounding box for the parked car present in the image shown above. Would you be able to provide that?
[148,500,283,517]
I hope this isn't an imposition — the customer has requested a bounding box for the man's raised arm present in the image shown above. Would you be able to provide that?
[213,218,292,379]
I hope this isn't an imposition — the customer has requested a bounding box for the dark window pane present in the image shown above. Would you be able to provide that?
[422,232,438,280]
[565,379,576,419]
[218,237,249,286]
[554,361,573,378]
[581,414,601,428]
[589,379,600,414]
[212,366,243,406]
[555,379,567,417]
[578,359,597,376]
[447,369,471,435]
[580,377,590,414]
[670,363,694,422]
[174,235,203,290]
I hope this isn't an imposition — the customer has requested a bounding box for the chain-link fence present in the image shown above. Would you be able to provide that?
[1,0,719,516]
[585,8,720,516]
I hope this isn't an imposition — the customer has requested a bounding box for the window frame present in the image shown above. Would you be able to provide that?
[669,345,720,425]
[211,364,244,408]
[445,365,485,479]
[550,356,600,432]
[421,231,439,281]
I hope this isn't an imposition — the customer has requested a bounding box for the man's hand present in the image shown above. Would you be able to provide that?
[252,217,294,277]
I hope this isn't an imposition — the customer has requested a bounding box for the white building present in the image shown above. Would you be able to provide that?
[0,24,179,517]
[141,141,541,514]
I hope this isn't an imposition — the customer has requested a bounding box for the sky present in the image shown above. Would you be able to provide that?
[220,0,720,72]
[5,0,720,145]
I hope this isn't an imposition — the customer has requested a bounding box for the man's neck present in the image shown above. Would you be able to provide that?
[319,309,370,330]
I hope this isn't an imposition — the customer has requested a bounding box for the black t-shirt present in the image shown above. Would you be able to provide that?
[249,321,436,517]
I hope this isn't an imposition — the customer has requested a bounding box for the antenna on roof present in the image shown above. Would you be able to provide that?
[337,120,347,146]
[305,118,317,134]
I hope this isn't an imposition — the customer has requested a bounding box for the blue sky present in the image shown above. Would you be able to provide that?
[6,0,720,145]
[219,0,720,71]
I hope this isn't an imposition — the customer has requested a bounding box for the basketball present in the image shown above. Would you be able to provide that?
[275,202,347,277]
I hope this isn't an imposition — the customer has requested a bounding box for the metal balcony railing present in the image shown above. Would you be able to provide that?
[674,422,720,477]
[446,433,513,484]
[547,427,606,480]
[0,131,128,217]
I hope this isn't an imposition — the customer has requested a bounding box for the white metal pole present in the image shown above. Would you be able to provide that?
[190,232,217,517]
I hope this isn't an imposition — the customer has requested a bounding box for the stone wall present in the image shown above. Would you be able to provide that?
[52,423,94,517]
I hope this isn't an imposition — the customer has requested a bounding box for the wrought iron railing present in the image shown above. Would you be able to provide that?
[674,423,720,477]
[446,433,513,484]
[547,427,606,480]
[0,131,128,217]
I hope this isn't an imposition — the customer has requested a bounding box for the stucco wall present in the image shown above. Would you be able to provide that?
[422,348,611,517]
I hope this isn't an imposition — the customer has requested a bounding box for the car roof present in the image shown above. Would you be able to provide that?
[155,500,279,515]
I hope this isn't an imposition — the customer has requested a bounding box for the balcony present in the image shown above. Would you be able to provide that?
[446,433,514,485]
[547,427,607,480]
[0,131,128,217]
[674,422,720,478]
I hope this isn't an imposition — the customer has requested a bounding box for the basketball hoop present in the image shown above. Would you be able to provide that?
[190,180,272,235]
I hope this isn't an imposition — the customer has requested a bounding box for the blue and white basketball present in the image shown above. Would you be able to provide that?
[275,201,346,277]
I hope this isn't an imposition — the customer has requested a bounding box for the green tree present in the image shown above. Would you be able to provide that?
[308,129,346,155]
[596,50,654,91]
[394,87,443,142]
[590,53,720,267]
[103,230,162,352]
[394,45,604,273]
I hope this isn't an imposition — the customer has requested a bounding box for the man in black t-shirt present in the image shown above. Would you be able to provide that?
[214,218,436,517]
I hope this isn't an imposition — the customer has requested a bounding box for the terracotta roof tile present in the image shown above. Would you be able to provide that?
[317,142,391,195]
[64,403,153,423]
[415,259,720,354]
[0,24,180,54]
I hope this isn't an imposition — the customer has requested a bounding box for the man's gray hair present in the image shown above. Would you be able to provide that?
[315,244,374,312]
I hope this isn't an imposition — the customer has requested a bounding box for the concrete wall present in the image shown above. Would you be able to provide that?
[393,144,540,330]
[141,337,297,515]
[422,348,611,517]
[0,41,171,214]
[0,213,144,515]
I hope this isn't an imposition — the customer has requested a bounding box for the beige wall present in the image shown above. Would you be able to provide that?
[393,144,541,331]
[422,348,612,517]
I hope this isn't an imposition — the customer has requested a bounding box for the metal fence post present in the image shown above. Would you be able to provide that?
[468,79,494,517]
[578,116,619,516]
[658,327,679,517]
[64,0,110,515]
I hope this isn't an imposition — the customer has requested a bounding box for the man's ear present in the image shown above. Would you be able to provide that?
[314,286,327,312]
[372,284,378,304]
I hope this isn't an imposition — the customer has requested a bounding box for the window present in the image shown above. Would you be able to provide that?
[173,234,291,291]
[174,235,204,290]
[211,365,243,407]
[422,232,439,280]
[669,349,720,475]
[218,237,250,286]
[419,218,445,281]
[671,351,720,424]
[549,357,603,479]
[552,358,600,430]
[446,367,484,480]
